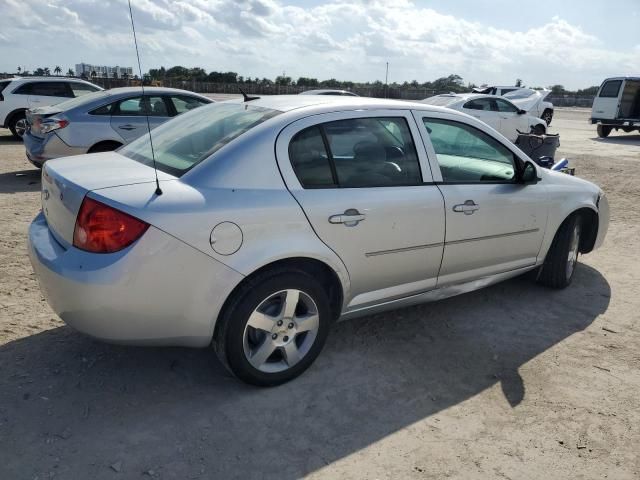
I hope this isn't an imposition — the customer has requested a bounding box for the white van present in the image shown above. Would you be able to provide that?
[591,76,640,138]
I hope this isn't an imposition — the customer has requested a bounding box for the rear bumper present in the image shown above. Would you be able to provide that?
[24,131,86,167]
[590,118,640,127]
[28,212,244,347]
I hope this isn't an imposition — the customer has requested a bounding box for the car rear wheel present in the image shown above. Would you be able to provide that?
[537,215,582,289]
[214,269,331,386]
[597,125,611,138]
[8,112,27,139]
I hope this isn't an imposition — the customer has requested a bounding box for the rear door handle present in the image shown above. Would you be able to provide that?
[329,209,366,226]
[453,200,479,215]
[118,124,136,131]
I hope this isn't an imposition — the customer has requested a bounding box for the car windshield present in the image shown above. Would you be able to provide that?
[422,95,459,106]
[119,102,281,177]
[52,90,110,111]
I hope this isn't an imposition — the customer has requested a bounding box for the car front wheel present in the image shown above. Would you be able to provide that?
[537,215,582,289]
[214,269,331,386]
[542,109,553,126]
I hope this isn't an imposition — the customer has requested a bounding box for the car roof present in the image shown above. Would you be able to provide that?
[96,87,212,100]
[601,76,640,82]
[9,76,96,83]
[299,89,358,95]
[220,94,454,113]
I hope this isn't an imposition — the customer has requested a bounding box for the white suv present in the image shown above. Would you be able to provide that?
[0,77,103,138]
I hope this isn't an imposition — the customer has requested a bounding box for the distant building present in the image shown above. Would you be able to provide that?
[75,63,133,79]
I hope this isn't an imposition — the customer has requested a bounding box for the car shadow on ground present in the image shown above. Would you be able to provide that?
[0,135,22,145]
[0,168,41,194]
[591,134,640,146]
[0,265,610,479]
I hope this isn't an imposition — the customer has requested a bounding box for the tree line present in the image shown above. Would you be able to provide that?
[6,65,601,96]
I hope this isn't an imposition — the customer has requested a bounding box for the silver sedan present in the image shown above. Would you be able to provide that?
[23,87,212,167]
[28,96,609,386]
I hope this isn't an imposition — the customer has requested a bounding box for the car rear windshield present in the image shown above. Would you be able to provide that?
[119,102,281,177]
[50,90,111,111]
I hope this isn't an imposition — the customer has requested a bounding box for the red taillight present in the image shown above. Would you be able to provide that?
[73,197,149,253]
[40,118,69,134]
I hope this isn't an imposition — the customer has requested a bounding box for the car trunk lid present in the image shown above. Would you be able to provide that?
[41,152,175,247]
[27,105,64,138]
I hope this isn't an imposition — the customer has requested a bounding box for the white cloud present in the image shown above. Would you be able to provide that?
[1,0,638,88]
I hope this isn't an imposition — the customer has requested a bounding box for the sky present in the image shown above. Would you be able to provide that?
[0,0,638,90]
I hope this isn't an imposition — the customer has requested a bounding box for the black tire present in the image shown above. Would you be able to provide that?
[542,109,553,126]
[597,125,611,138]
[213,268,332,386]
[8,111,27,139]
[532,123,546,135]
[537,215,582,289]
[87,141,122,153]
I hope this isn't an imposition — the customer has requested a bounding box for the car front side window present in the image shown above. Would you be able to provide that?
[423,117,516,183]
[289,117,422,189]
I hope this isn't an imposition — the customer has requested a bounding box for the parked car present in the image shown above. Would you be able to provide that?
[0,77,102,139]
[421,93,546,142]
[473,86,554,125]
[299,89,359,96]
[23,87,212,167]
[503,88,554,126]
[28,96,608,386]
[591,76,640,138]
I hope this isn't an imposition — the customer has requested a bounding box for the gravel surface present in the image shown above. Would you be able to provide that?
[0,109,639,479]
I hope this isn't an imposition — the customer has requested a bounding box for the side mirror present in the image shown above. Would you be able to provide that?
[520,160,539,184]
[517,109,527,115]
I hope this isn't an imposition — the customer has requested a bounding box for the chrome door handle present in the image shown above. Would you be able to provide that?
[329,209,366,226]
[453,200,479,215]
[118,124,136,130]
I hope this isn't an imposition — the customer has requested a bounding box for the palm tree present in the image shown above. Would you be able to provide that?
[67,68,74,77]
[17,66,21,75]
[43,67,51,76]
[54,66,62,76]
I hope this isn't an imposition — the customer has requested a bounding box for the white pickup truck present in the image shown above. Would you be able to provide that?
[591,76,640,138]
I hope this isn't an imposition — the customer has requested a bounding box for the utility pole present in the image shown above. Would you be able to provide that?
[385,62,389,99]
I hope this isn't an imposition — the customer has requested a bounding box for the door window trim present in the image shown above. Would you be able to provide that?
[276,109,436,191]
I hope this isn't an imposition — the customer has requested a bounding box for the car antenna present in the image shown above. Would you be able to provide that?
[127,0,162,196]
[238,87,260,102]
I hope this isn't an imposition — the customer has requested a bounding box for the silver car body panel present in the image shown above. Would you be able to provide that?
[24,87,212,162]
[28,96,608,346]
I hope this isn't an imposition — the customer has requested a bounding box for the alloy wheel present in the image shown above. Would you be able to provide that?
[243,289,320,373]
[14,118,27,137]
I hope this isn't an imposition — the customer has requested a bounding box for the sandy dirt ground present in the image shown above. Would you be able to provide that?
[0,108,639,480]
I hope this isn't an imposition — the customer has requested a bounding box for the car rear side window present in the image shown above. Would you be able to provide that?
[70,82,101,97]
[289,117,422,188]
[13,82,73,97]
[494,99,518,113]
[599,80,622,98]
[463,99,491,111]
[423,117,516,183]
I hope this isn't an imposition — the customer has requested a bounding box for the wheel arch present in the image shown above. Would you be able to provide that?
[88,139,123,153]
[213,256,345,341]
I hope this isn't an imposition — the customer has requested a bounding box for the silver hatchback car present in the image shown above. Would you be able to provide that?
[23,87,212,167]
[28,96,609,386]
